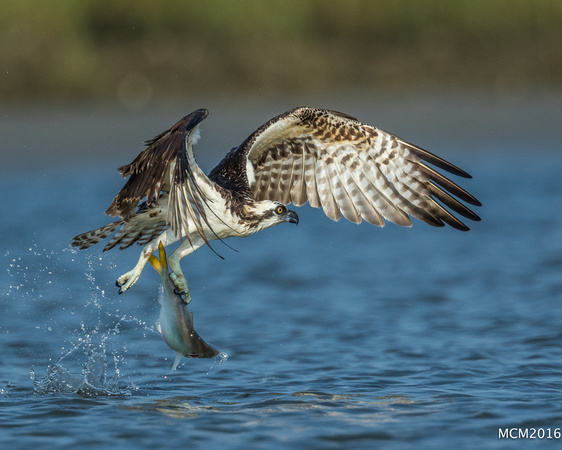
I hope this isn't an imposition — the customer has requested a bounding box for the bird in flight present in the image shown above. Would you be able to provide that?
[71,107,481,296]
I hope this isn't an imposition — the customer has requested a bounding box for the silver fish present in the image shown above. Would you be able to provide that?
[148,242,219,370]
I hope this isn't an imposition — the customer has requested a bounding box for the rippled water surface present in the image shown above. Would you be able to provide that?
[1,101,562,448]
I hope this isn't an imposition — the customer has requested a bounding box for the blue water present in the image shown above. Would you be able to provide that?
[1,102,562,448]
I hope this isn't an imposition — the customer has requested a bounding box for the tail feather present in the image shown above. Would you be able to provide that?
[105,220,167,251]
[71,221,123,250]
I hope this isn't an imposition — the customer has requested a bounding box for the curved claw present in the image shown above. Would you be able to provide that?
[116,268,142,294]
[174,288,187,297]
[169,271,190,303]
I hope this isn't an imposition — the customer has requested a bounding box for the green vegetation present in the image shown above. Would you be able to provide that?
[2,0,561,103]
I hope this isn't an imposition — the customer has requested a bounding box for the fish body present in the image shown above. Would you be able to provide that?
[148,243,219,370]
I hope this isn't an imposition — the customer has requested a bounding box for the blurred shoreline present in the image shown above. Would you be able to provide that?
[2,2,561,170]
[2,89,561,171]
[1,1,561,104]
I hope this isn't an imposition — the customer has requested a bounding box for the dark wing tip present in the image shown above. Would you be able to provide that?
[471,197,483,208]
[108,108,211,218]
[144,108,209,147]
[185,108,209,130]
[407,144,471,179]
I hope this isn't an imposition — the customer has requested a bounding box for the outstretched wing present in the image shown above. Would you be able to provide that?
[239,107,480,231]
[105,109,219,248]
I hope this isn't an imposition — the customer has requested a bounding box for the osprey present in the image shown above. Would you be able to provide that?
[71,107,481,296]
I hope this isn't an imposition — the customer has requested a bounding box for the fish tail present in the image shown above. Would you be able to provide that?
[148,242,168,276]
[172,352,183,371]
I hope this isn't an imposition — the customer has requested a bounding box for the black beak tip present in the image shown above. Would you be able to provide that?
[286,210,299,226]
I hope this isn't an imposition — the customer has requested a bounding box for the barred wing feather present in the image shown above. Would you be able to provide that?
[243,107,480,231]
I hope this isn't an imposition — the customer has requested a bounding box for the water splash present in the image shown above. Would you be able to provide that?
[206,352,230,375]
[3,245,134,395]
[30,346,125,397]
[5,243,224,394]
[29,303,150,397]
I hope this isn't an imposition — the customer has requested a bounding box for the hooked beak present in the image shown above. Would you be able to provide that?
[284,209,299,226]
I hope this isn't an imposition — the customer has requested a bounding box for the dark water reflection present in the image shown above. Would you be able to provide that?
[1,99,562,447]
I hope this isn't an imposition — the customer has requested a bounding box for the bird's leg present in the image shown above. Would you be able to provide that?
[115,243,157,294]
[168,254,189,300]
[116,229,180,294]
[168,240,202,302]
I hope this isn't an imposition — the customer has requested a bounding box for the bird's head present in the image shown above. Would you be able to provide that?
[246,200,299,231]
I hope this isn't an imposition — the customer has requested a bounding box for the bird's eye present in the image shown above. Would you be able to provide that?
[276,205,285,215]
